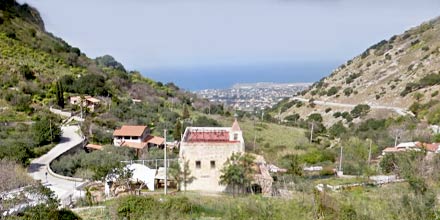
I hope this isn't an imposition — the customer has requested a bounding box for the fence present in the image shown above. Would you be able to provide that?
[120,159,179,169]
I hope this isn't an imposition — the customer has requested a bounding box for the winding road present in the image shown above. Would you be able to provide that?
[292,97,415,117]
[28,126,86,206]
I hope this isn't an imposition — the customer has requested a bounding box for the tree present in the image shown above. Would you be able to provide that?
[329,121,347,138]
[281,154,303,176]
[350,104,371,118]
[173,120,182,141]
[182,105,190,119]
[219,153,255,195]
[169,160,194,192]
[32,112,62,146]
[55,80,64,108]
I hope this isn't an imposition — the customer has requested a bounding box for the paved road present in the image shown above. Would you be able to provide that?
[292,97,414,117]
[28,126,85,206]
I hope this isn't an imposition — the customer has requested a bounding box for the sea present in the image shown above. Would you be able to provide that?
[141,61,340,91]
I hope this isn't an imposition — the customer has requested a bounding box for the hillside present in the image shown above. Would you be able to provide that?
[0,0,217,166]
[0,1,209,128]
[281,16,440,125]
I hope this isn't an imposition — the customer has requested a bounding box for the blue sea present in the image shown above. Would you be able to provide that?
[141,61,340,91]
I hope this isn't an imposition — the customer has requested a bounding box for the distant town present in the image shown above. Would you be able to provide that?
[195,82,312,111]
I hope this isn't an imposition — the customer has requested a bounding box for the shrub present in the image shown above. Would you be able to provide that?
[325,108,332,113]
[343,87,353,96]
[285,114,300,122]
[307,113,323,123]
[350,104,371,118]
[419,73,440,87]
[333,112,342,118]
[329,121,347,138]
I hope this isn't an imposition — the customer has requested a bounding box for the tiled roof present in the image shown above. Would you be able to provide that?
[113,125,147,137]
[121,141,148,149]
[86,144,103,150]
[145,135,164,145]
[186,130,231,143]
[422,143,439,152]
[86,97,100,103]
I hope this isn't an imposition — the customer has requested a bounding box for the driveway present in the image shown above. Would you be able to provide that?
[28,126,86,206]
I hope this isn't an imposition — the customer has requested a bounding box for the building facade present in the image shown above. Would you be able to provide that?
[179,119,245,192]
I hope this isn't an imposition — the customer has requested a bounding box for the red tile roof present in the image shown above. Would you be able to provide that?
[121,141,148,149]
[144,135,164,145]
[86,144,103,150]
[422,143,439,152]
[186,130,233,143]
[113,126,147,137]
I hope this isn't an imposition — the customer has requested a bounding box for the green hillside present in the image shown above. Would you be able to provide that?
[0,0,211,165]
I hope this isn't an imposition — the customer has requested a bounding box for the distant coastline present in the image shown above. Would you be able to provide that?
[140,61,339,91]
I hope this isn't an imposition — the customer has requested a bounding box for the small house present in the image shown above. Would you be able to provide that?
[113,125,164,156]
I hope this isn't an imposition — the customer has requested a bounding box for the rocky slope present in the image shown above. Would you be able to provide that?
[280,16,440,125]
[304,17,440,108]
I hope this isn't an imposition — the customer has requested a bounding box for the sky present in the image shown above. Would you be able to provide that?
[18,0,440,89]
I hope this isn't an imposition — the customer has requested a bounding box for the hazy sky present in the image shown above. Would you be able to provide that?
[19,0,440,71]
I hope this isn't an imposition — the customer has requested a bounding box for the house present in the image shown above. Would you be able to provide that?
[420,142,440,153]
[179,119,245,192]
[113,125,164,155]
[382,142,421,155]
[381,142,440,155]
[69,96,101,112]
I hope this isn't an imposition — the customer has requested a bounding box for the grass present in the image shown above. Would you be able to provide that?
[314,176,369,186]
[328,183,410,220]
[201,113,309,164]
[73,192,315,220]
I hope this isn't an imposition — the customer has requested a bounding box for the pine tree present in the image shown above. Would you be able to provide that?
[55,81,64,108]
[182,105,190,119]
[174,120,182,141]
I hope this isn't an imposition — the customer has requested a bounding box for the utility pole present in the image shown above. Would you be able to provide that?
[339,146,343,172]
[368,139,372,166]
[164,129,167,195]
[394,129,400,147]
[309,122,314,143]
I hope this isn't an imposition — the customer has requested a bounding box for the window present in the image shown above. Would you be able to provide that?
[195,161,201,169]
[210,161,216,169]
[234,133,238,140]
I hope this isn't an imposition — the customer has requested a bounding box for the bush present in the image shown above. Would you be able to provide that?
[333,112,342,118]
[326,86,339,96]
[350,104,370,118]
[285,114,300,122]
[307,113,323,123]
[343,87,353,96]
[329,121,347,138]
[325,108,332,113]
